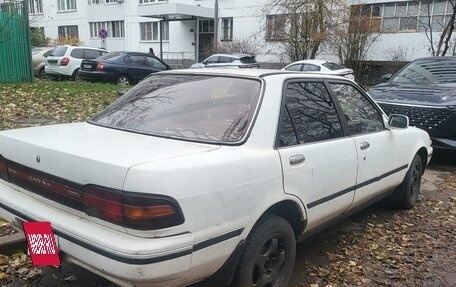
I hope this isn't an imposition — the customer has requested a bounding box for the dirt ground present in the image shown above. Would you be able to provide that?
[1,151,455,287]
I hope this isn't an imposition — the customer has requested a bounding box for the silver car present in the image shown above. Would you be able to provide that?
[32,47,54,78]
[190,53,260,69]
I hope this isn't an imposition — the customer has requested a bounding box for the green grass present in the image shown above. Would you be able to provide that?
[0,80,119,131]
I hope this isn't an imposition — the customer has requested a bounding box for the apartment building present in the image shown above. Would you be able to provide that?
[19,0,456,63]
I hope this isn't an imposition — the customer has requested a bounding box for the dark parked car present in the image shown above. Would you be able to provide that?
[78,51,170,85]
[369,57,456,150]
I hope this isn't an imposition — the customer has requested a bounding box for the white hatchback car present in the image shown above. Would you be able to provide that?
[283,59,355,80]
[45,45,107,80]
[0,70,432,287]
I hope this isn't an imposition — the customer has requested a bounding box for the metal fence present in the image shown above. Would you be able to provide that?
[0,0,33,83]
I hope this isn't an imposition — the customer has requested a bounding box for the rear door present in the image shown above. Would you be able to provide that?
[277,80,358,231]
[328,82,409,207]
[125,54,151,81]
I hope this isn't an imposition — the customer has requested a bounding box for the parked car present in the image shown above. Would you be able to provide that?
[283,59,355,80]
[0,69,432,287]
[45,45,108,80]
[78,51,170,85]
[190,53,260,69]
[369,57,456,150]
[32,47,54,78]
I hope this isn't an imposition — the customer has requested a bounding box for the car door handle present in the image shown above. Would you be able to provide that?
[360,142,370,150]
[289,154,305,165]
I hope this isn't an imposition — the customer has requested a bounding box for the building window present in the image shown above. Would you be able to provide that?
[199,19,214,33]
[57,0,76,11]
[139,0,168,4]
[162,21,169,41]
[105,0,117,3]
[140,22,169,41]
[87,0,101,4]
[266,14,287,40]
[89,21,125,38]
[350,1,454,33]
[29,0,43,14]
[58,25,79,39]
[221,17,233,41]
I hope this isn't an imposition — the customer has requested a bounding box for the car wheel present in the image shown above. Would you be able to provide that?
[389,154,423,209]
[116,75,131,86]
[71,69,80,81]
[232,214,295,287]
[38,68,47,79]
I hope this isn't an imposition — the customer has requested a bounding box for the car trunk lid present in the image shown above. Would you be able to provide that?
[80,60,98,71]
[0,122,220,191]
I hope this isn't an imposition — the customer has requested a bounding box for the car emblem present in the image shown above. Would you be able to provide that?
[36,155,40,163]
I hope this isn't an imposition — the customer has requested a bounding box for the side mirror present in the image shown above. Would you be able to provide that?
[388,114,409,129]
[381,73,392,82]
[202,61,208,65]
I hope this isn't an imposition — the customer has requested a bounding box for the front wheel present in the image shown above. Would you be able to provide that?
[232,214,296,287]
[389,154,423,209]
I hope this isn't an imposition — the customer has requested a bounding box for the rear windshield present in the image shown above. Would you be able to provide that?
[391,58,456,85]
[322,62,345,71]
[97,52,124,62]
[240,56,257,64]
[50,46,68,57]
[91,75,262,143]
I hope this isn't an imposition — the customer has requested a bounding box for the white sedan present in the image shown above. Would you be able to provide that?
[0,69,432,287]
[283,59,355,80]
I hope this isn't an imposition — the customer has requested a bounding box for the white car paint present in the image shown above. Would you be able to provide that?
[0,69,432,287]
[283,59,355,80]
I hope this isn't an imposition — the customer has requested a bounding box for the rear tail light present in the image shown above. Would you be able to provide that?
[0,156,9,181]
[59,57,70,66]
[96,61,104,71]
[83,185,184,230]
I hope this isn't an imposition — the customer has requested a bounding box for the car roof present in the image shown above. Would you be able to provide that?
[158,68,355,82]
[58,45,106,51]
[209,53,254,59]
[287,59,331,66]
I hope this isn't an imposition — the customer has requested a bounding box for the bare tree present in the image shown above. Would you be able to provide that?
[211,38,260,55]
[420,0,456,56]
[264,0,342,62]
[329,4,380,76]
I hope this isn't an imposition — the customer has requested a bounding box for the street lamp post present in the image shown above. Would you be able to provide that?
[214,0,218,52]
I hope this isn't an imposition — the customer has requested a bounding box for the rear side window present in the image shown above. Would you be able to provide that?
[98,52,124,62]
[322,62,345,71]
[70,49,84,59]
[302,64,320,72]
[50,46,68,57]
[129,55,148,65]
[277,82,343,147]
[240,57,256,64]
[218,56,235,63]
[85,49,102,59]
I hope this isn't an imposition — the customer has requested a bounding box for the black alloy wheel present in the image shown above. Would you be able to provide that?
[232,214,296,287]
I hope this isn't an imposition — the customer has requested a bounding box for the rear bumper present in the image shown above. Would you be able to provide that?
[0,179,193,287]
[78,70,115,83]
[44,65,74,77]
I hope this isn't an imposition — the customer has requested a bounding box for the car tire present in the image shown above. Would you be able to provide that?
[116,75,131,86]
[71,69,80,81]
[38,67,47,79]
[389,154,423,209]
[231,214,296,287]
